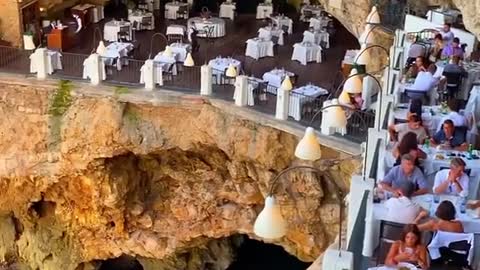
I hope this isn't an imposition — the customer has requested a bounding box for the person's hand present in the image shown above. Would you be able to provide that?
[447,171,457,183]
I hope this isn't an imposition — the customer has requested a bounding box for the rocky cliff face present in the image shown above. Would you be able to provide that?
[0,80,360,270]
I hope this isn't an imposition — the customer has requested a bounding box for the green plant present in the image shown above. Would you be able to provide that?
[48,80,73,116]
[113,86,130,97]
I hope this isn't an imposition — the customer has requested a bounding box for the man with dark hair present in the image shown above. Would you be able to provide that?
[440,23,454,44]
[431,119,467,150]
[437,98,468,131]
[442,37,464,59]
[379,154,428,196]
[385,180,428,224]
[434,158,469,196]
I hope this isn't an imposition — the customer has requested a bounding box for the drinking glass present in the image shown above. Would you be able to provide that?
[433,194,440,203]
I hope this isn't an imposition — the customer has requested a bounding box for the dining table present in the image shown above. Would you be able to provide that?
[288,84,328,121]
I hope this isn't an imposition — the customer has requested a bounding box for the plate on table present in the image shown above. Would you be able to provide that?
[396,262,418,270]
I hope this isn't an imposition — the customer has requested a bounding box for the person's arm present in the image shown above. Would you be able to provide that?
[430,131,441,147]
[417,148,427,159]
[385,242,405,266]
[433,170,449,194]
[417,219,436,231]
[379,182,399,196]
[416,245,430,269]
[454,142,468,151]
[414,208,429,224]
[413,188,428,196]
[388,124,398,141]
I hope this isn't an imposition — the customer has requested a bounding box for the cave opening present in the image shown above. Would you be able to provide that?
[98,255,143,270]
[226,235,311,270]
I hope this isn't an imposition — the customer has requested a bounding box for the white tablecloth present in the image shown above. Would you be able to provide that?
[427,8,462,24]
[219,3,236,20]
[188,17,226,38]
[370,194,480,268]
[128,12,155,30]
[258,27,284,45]
[165,2,189,19]
[101,42,133,70]
[104,20,132,42]
[209,57,241,84]
[169,42,191,62]
[29,50,62,75]
[140,61,163,86]
[309,16,330,31]
[303,30,329,48]
[395,81,438,106]
[83,54,106,81]
[240,77,265,106]
[153,52,178,75]
[291,42,322,65]
[245,38,274,60]
[342,49,359,65]
[262,68,294,89]
[301,5,322,21]
[166,24,186,36]
[256,4,273,19]
[289,85,328,121]
[270,16,293,34]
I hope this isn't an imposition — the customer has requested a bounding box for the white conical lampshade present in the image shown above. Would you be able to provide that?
[226,63,237,77]
[355,44,370,66]
[184,53,195,67]
[281,75,293,90]
[23,35,36,50]
[96,41,107,55]
[164,45,173,57]
[366,6,380,24]
[253,196,286,239]
[343,68,363,94]
[294,127,322,161]
[358,24,374,44]
[324,99,348,129]
[339,90,351,105]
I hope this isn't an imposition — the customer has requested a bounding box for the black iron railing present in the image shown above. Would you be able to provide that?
[0,46,31,74]
[102,57,145,86]
[341,109,376,143]
[289,91,329,127]
[247,78,277,115]
[163,65,201,92]
[52,52,89,80]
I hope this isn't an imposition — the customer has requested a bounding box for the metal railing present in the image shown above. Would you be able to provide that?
[0,46,30,74]
[0,45,377,145]
[103,57,145,86]
[52,52,89,80]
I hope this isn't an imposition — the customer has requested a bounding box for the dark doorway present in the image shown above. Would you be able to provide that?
[98,255,144,270]
[226,237,311,270]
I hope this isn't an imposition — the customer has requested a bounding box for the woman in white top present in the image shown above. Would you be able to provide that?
[433,158,469,196]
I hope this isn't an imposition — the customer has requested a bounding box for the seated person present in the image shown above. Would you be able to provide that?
[433,158,469,196]
[384,224,429,269]
[405,56,427,80]
[437,98,468,131]
[429,34,444,62]
[392,132,427,167]
[389,115,427,143]
[410,64,439,92]
[431,119,467,151]
[443,55,468,77]
[385,181,428,224]
[379,153,428,197]
[406,38,426,67]
[442,37,464,59]
[417,200,464,233]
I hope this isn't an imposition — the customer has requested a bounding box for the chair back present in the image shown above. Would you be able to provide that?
[132,21,139,30]
[376,220,405,265]
[271,35,279,45]
[429,231,474,267]
[281,25,289,34]
[120,25,130,33]
[444,72,463,87]
[438,167,471,177]
[142,16,152,24]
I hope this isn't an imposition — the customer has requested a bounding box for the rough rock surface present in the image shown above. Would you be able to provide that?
[0,81,360,270]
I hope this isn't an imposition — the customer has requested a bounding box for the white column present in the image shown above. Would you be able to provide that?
[143,59,155,91]
[234,75,248,106]
[34,48,48,80]
[374,94,394,131]
[275,88,289,120]
[200,64,212,96]
[89,53,103,86]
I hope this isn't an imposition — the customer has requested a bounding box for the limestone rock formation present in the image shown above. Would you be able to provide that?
[0,81,360,270]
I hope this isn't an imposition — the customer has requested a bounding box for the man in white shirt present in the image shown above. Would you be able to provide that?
[411,64,439,92]
[439,23,454,45]
[433,158,469,196]
[385,181,427,224]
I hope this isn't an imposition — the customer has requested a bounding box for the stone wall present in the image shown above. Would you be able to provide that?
[0,79,361,270]
[0,0,22,47]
